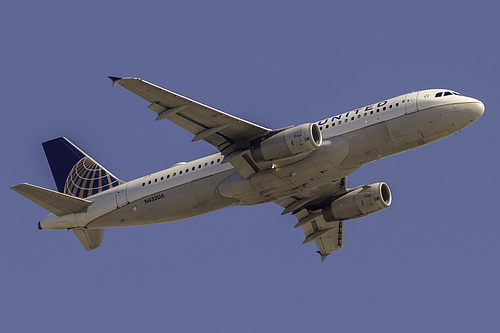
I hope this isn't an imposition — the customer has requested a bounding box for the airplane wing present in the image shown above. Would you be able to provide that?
[110,77,272,178]
[297,209,344,262]
[275,178,347,261]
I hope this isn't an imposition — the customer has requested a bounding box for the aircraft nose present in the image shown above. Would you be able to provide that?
[468,100,484,123]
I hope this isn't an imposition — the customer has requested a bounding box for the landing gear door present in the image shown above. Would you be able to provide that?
[116,183,129,208]
[405,92,418,114]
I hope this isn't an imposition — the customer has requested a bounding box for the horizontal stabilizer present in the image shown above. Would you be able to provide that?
[11,183,93,216]
[73,229,104,251]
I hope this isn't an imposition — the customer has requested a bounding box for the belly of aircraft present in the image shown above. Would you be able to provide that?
[87,177,237,229]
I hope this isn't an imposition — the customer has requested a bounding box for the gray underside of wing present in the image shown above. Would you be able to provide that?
[275,179,347,261]
[111,77,272,178]
[295,209,343,262]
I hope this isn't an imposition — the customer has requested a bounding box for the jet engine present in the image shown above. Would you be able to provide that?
[251,123,322,162]
[322,182,392,221]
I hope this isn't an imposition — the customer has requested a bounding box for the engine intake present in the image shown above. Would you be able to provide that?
[322,182,392,221]
[251,123,322,162]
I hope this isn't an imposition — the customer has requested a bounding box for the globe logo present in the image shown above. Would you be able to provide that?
[64,157,121,198]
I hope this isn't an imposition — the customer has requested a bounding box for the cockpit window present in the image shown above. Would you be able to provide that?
[436,91,461,98]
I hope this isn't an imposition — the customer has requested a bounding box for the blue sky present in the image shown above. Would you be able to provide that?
[2,1,499,332]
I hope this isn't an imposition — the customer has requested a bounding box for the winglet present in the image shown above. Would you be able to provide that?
[108,76,123,87]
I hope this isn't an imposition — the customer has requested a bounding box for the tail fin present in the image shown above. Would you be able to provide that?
[42,137,123,198]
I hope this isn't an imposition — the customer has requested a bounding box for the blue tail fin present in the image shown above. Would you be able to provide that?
[42,137,123,199]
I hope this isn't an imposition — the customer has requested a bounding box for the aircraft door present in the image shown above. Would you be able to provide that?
[115,183,129,208]
[405,92,418,114]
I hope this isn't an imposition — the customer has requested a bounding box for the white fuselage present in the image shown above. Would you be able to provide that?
[39,89,484,230]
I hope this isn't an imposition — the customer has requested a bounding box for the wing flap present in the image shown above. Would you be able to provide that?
[112,77,270,145]
[294,208,343,261]
[275,179,347,261]
[111,77,271,178]
[314,222,343,262]
[11,183,93,216]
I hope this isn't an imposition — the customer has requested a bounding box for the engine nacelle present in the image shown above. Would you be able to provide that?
[251,123,322,162]
[322,182,392,221]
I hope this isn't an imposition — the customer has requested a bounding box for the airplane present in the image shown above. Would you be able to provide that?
[11,77,484,261]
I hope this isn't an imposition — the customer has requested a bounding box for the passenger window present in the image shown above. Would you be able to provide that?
[142,183,145,187]
[217,159,220,163]
[161,177,164,181]
[325,125,329,129]
[167,175,170,179]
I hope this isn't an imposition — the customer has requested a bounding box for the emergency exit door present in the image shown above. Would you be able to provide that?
[115,184,129,208]
[405,92,418,114]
